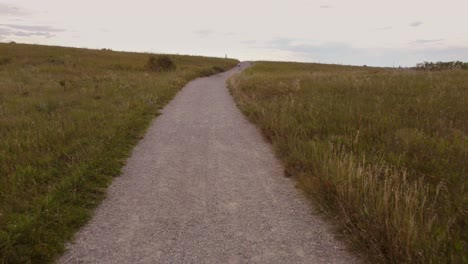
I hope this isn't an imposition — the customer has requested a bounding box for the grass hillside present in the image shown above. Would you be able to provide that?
[0,43,237,263]
[229,62,467,263]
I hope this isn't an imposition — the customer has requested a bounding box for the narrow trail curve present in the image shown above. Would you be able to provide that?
[60,62,359,264]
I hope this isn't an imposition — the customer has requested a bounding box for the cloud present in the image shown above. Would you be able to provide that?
[374,26,392,31]
[0,3,26,16]
[0,28,10,40]
[262,37,468,66]
[0,24,64,32]
[410,21,423,27]
[11,31,53,38]
[241,40,256,46]
[267,38,352,56]
[193,29,236,38]
[268,38,294,48]
[0,24,64,39]
[320,5,332,8]
[412,39,444,44]
[194,29,214,38]
[0,28,53,38]
[0,27,10,35]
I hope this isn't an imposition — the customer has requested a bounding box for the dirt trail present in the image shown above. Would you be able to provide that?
[60,62,358,263]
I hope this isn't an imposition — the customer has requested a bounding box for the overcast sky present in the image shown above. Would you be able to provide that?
[1,0,467,66]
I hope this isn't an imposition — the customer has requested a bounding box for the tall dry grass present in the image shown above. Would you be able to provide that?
[229,62,467,263]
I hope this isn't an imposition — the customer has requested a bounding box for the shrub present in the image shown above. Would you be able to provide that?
[415,61,466,71]
[146,55,176,72]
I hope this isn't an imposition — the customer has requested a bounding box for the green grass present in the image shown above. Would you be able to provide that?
[0,43,237,263]
[228,62,467,263]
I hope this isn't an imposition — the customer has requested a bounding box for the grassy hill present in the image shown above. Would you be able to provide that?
[0,43,237,263]
[229,62,467,263]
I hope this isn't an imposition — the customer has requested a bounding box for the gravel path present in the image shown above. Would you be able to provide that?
[60,62,358,263]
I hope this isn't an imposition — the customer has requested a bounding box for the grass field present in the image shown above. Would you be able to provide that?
[229,62,467,263]
[0,43,237,263]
